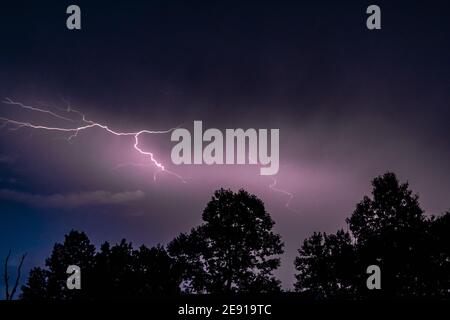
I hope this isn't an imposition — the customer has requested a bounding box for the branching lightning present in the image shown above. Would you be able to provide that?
[269,178,295,211]
[0,98,186,182]
[1,98,295,210]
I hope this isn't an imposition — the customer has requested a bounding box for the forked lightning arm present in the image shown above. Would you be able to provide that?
[1,98,295,209]
[0,98,185,182]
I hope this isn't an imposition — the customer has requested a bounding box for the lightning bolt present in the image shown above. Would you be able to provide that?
[269,178,295,212]
[1,98,186,183]
[247,154,296,211]
[1,98,296,209]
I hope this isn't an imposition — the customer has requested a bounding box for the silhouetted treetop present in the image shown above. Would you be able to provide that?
[27,231,96,300]
[294,230,357,298]
[20,180,449,300]
[295,172,450,299]
[21,231,182,300]
[169,188,284,294]
[347,172,425,244]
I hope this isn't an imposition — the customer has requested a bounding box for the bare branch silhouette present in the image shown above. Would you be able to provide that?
[4,249,11,300]
[3,250,27,300]
[10,253,27,300]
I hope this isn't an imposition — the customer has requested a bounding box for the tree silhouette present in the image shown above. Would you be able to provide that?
[91,240,181,299]
[294,230,357,299]
[3,250,27,300]
[427,211,450,296]
[22,231,95,300]
[294,172,450,298]
[168,188,284,293]
[19,181,449,299]
[21,231,182,300]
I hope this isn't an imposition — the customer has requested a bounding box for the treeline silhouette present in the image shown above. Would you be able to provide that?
[19,172,449,300]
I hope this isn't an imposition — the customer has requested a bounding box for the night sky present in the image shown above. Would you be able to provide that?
[1,0,449,293]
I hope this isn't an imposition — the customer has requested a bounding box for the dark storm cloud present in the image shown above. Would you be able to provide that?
[0,154,15,164]
[0,189,145,208]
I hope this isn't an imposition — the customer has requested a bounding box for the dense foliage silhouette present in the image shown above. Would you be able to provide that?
[18,176,449,299]
[294,172,450,299]
[21,188,284,298]
[168,189,284,293]
[21,232,181,299]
